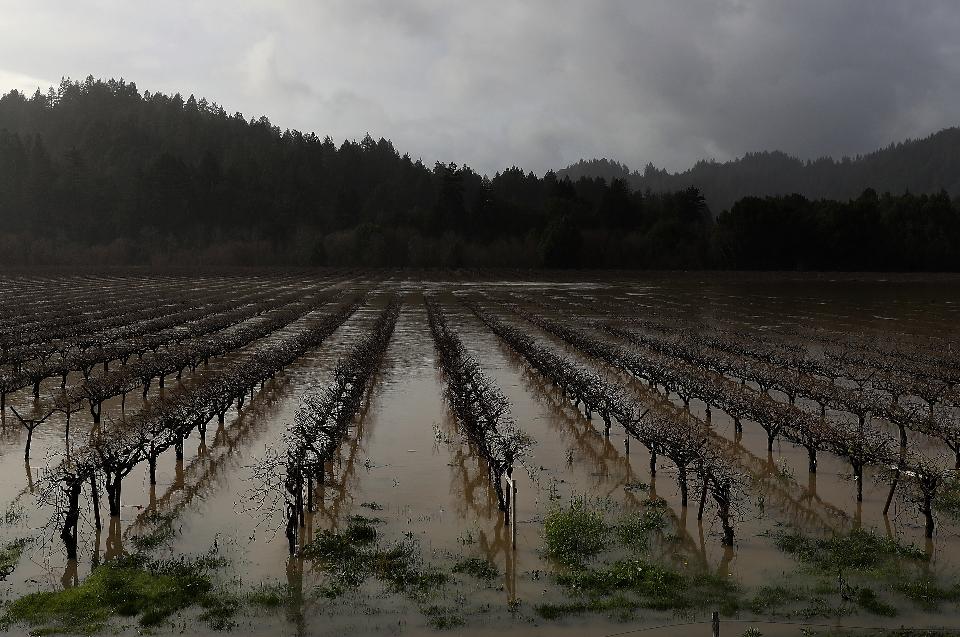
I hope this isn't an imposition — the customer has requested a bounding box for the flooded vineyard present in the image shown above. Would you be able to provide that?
[1,271,960,636]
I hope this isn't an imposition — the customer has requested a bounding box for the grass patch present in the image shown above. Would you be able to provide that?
[769,527,960,615]
[302,516,382,565]
[773,527,925,573]
[615,505,666,551]
[1,554,229,634]
[345,517,379,544]
[535,595,639,620]
[792,596,851,619]
[452,557,498,581]
[540,497,738,620]
[543,496,610,566]
[746,583,876,618]
[375,542,449,593]
[555,559,739,615]
[302,520,448,602]
[421,604,465,629]
[893,576,960,610]
[749,584,808,614]
[302,529,357,563]
[248,584,287,608]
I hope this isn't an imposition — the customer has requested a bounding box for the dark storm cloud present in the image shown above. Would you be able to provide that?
[2,1,958,174]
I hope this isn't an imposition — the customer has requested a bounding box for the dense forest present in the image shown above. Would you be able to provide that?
[560,128,960,215]
[0,76,959,270]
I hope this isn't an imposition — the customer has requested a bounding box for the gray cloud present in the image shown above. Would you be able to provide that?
[1,0,958,174]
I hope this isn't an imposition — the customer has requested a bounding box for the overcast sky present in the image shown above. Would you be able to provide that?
[1,1,958,175]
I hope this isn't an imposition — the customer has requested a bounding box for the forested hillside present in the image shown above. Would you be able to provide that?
[560,129,960,214]
[1,76,958,270]
[0,77,721,268]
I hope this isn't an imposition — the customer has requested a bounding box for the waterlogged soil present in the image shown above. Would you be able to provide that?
[1,272,960,636]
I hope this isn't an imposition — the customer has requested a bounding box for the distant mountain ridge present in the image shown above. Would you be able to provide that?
[558,128,960,213]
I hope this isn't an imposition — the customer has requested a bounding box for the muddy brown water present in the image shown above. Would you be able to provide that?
[1,273,960,636]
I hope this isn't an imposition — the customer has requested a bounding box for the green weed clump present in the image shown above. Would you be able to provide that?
[452,557,499,581]
[748,584,808,614]
[553,559,739,616]
[535,595,639,621]
[538,497,738,620]
[248,583,295,608]
[773,527,925,573]
[304,519,459,630]
[556,559,680,599]
[747,582,895,619]
[302,518,447,598]
[893,576,960,610]
[2,554,232,634]
[615,504,666,551]
[422,604,465,629]
[770,526,960,615]
[543,497,610,566]
[301,516,381,571]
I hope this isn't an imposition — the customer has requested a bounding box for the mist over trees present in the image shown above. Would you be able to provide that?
[1,76,959,270]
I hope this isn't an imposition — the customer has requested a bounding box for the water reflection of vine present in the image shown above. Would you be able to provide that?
[309,370,384,532]
[62,307,373,603]
[442,407,517,601]
[589,342,852,535]
[61,558,78,588]
[124,372,291,536]
[104,516,124,562]
[528,292,898,537]
[482,301,855,573]
[510,349,710,571]
[294,320,394,632]
[285,556,307,637]
[69,371,289,578]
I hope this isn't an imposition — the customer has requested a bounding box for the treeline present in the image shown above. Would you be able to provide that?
[560,127,960,215]
[0,76,958,270]
[0,77,713,268]
[717,189,960,271]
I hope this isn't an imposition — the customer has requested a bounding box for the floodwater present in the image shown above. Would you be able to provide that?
[1,271,960,636]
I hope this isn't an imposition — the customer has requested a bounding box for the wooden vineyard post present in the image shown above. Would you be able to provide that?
[90,474,101,531]
[883,466,899,516]
[510,477,517,549]
[504,475,510,521]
